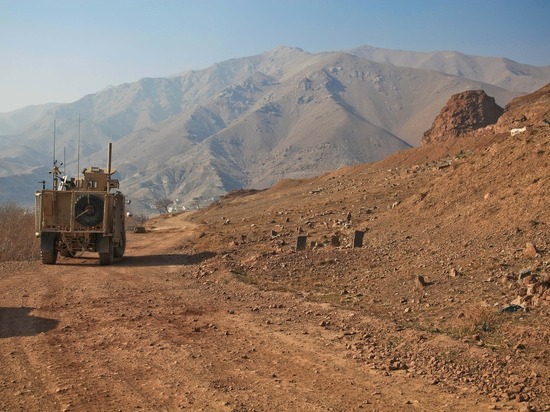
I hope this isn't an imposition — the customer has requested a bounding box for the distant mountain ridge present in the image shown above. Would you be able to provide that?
[347,45,550,93]
[1,44,546,212]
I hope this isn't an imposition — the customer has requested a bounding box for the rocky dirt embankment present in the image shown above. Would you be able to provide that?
[494,83,550,133]
[188,85,549,411]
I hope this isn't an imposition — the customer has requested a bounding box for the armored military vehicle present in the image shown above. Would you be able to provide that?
[35,143,127,265]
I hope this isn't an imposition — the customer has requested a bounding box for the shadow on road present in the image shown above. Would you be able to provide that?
[56,251,217,267]
[118,251,217,267]
[0,307,59,339]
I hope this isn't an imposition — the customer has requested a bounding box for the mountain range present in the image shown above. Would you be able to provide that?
[1,45,548,212]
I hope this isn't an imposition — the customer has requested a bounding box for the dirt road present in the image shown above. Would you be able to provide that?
[0,215,512,411]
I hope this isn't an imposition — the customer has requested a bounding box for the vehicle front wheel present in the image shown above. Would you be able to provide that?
[114,236,126,259]
[41,250,57,265]
[98,239,113,265]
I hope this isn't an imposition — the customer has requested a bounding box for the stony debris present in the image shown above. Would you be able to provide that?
[524,242,538,258]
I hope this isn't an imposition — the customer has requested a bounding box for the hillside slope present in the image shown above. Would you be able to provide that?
[182,85,549,409]
[82,53,520,211]
[0,46,525,210]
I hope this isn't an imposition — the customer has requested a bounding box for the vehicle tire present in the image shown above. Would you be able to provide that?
[75,194,104,227]
[98,238,113,265]
[113,236,125,258]
[41,250,57,265]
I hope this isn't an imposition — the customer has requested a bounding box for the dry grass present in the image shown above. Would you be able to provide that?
[0,201,39,262]
[446,303,499,339]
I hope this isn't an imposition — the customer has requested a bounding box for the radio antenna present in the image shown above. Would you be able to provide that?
[52,119,57,189]
[53,119,56,168]
[77,114,81,184]
[107,142,112,193]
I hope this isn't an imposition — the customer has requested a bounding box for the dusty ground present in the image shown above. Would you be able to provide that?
[1,88,549,411]
[0,216,505,412]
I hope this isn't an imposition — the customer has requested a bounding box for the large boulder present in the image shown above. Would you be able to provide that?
[422,90,503,144]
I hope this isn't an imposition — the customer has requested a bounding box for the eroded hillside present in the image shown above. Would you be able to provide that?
[183,85,549,409]
[0,46,526,210]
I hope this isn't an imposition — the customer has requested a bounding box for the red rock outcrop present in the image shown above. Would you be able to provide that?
[422,90,503,144]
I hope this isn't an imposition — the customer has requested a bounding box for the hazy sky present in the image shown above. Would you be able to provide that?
[1,0,549,113]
